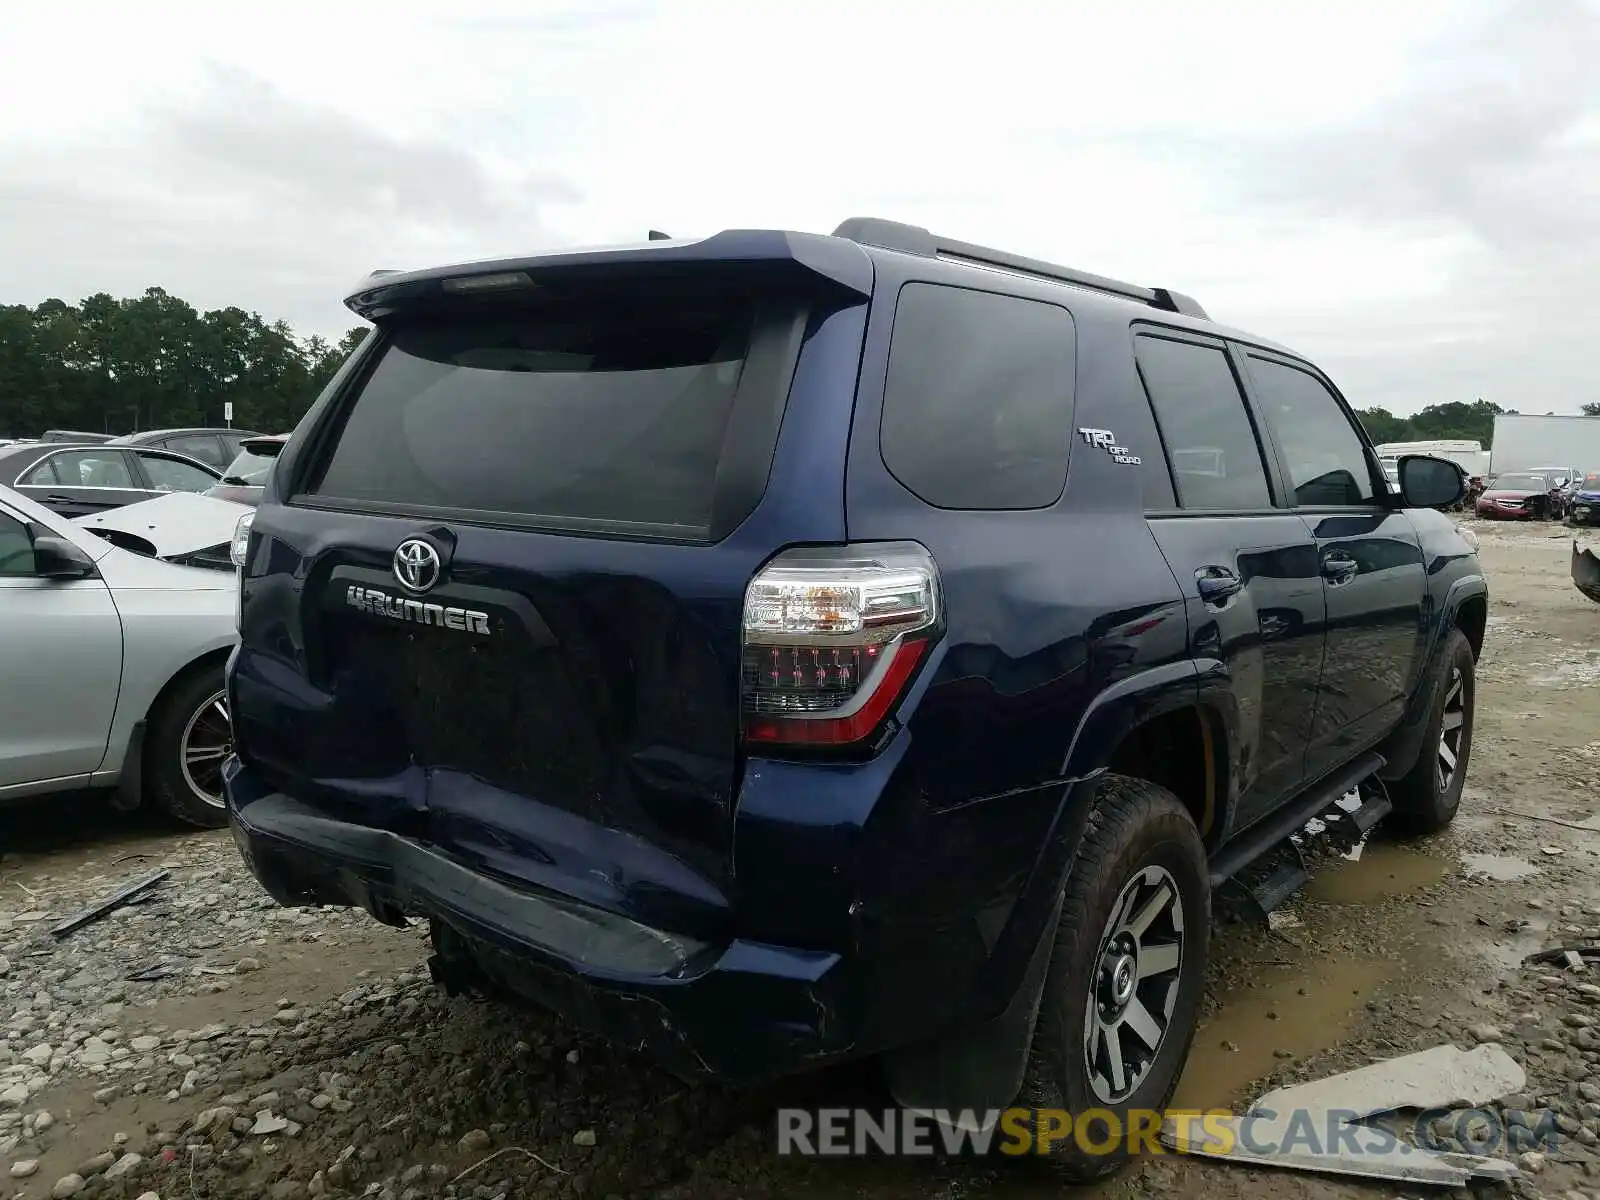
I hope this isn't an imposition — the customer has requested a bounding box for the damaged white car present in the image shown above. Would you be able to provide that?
[0,486,244,827]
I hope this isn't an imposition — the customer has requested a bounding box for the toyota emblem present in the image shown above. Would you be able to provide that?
[393,538,442,594]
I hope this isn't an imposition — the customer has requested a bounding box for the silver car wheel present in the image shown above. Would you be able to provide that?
[179,689,231,809]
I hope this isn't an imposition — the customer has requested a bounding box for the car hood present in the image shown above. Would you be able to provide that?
[1576,492,1600,502]
[72,492,247,560]
[1481,489,1539,501]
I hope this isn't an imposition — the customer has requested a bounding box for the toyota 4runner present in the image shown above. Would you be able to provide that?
[223,218,1486,1178]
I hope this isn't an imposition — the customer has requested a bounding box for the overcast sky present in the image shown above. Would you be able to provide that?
[2,0,1595,415]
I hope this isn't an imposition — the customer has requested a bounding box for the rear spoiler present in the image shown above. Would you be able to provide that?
[344,230,875,320]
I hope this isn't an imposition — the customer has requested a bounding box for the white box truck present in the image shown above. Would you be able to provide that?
[1489,415,1600,480]
[1374,439,1491,480]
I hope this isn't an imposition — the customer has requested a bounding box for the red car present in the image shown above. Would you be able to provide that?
[1475,472,1556,519]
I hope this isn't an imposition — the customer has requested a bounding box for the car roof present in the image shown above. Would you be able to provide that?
[110,427,258,443]
[0,441,122,467]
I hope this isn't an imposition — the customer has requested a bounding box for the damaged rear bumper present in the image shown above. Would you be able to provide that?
[224,764,850,1084]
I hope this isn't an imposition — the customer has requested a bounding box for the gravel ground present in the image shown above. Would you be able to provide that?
[3,517,1600,1200]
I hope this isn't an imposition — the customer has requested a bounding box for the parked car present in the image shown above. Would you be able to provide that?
[0,442,222,519]
[109,427,262,472]
[74,491,248,572]
[1475,471,1560,520]
[223,217,1485,1179]
[1526,465,1579,488]
[0,484,240,828]
[1567,473,1600,526]
[205,434,289,506]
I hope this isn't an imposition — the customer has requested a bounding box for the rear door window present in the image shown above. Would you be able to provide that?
[138,452,218,493]
[880,283,1076,509]
[1135,334,1273,510]
[305,294,794,540]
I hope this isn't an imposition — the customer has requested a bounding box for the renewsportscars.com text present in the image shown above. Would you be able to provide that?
[776,1106,1561,1157]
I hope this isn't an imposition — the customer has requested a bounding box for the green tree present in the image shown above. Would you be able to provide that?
[0,290,369,438]
[1354,399,1505,448]
[1353,406,1412,444]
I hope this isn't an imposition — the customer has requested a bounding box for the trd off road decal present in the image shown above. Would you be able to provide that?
[1077,427,1142,466]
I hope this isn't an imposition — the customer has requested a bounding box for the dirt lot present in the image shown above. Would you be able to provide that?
[3,517,1600,1200]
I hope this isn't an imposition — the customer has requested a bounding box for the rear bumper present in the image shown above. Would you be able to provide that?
[224,763,852,1084]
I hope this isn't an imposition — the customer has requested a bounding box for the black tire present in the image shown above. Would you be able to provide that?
[146,661,232,829]
[1018,775,1208,1180]
[1388,628,1474,835]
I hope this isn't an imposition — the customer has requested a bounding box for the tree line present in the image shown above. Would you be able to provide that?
[1353,399,1511,448]
[0,288,368,439]
[0,288,1567,447]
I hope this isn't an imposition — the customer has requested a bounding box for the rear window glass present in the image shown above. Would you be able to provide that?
[307,297,763,537]
[222,446,281,486]
[880,283,1076,509]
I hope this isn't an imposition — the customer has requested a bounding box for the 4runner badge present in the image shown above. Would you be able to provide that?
[345,586,491,636]
[1078,427,1142,466]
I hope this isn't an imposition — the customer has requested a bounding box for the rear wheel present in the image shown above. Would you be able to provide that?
[1018,775,1208,1180]
[146,662,232,829]
[1389,628,1474,835]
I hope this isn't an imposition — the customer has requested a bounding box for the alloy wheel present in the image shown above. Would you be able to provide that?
[1083,865,1185,1104]
[1437,668,1466,793]
[180,689,232,809]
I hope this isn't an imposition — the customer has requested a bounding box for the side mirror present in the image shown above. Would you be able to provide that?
[1397,454,1466,510]
[33,535,97,580]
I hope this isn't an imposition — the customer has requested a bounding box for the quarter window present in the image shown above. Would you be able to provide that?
[1135,335,1272,510]
[881,283,1076,510]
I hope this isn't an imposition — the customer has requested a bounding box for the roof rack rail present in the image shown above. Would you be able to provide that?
[830,217,1207,320]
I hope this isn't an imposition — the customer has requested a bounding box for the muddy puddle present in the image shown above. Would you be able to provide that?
[1301,840,1448,905]
[1476,919,1550,970]
[1461,852,1540,881]
[1173,957,1389,1110]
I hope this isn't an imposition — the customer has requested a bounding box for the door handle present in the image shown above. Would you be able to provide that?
[1321,551,1359,583]
[1196,565,1243,605]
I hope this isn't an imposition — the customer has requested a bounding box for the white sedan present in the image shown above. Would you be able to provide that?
[0,486,242,827]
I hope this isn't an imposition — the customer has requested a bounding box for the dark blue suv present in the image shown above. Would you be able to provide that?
[223,218,1486,1178]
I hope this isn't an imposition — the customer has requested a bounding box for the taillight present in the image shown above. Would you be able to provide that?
[741,542,941,747]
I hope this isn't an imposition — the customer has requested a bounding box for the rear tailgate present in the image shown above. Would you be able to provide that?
[232,241,872,939]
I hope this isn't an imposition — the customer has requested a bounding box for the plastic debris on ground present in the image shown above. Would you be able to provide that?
[1160,1042,1526,1186]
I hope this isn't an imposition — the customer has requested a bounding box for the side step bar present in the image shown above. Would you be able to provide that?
[1208,753,1387,918]
[1208,752,1385,886]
